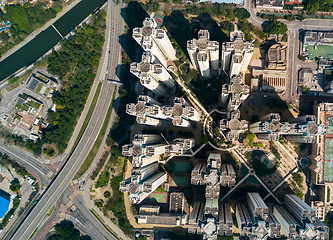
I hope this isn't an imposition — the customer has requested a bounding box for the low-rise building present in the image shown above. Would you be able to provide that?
[256,0,284,9]
[252,69,287,92]
[266,44,287,70]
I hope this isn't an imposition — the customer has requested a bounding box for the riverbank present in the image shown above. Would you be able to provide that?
[0,0,107,82]
[0,0,82,63]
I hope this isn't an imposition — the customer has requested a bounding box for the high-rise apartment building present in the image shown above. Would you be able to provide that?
[250,113,326,143]
[273,194,329,240]
[189,201,233,240]
[220,109,248,142]
[130,52,175,96]
[133,18,176,68]
[236,193,281,239]
[122,134,195,168]
[120,162,167,204]
[222,30,254,77]
[222,31,254,77]
[191,153,236,199]
[221,74,250,111]
[187,30,219,77]
[126,96,200,127]
[218,203,233,236]
[236,203,253,237]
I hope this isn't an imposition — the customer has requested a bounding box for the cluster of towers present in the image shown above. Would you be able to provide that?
[250,114,326,143]
[131,18,176,96]
[189,153,236,239]
[274,194,329,239]
[188,191,329,240]
[187,29,254,78]
[130,18,200,128]
[236,192,281,239]
[126,95,200,128]
[120,134,194,203]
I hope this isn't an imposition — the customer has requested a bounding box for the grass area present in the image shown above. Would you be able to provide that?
[15,103,29,111]
[28,228,38,240]
[72,82,102,153]
[96,167,110,188]
[27,100,41,109]
[105,173,132,236]
[149,193,167,203]
[91,152,109,180]
[43,147,55,157]
[7,71,31,90]
[47,205,55,216]
[36,83,43,93]
[74,86,117,180]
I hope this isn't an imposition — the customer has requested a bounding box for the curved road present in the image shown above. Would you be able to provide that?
[9,0,124,238]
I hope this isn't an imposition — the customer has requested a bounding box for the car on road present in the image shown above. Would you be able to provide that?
[112,28,114,32]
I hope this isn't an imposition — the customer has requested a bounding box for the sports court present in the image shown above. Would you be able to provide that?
[170,176,189,187]
[173,162,192,173]
[324,139,333,182]
[327,116,333,135]
[149,192,167,203]
[324,161,333,182]
[306,45,333,60]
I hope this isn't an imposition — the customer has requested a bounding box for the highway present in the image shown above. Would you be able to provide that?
[245,0,333,101]
[9,0,124,239]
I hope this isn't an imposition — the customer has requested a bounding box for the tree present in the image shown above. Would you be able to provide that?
[10,178,21,193]
[49,220,90,240]
[298,14,305,21]
[284,14,296,21]
[264,21,288,35]
[305,0,320,12]
[236,8,250,19]
[220,21,234,32]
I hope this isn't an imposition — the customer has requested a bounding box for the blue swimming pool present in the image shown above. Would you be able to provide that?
[0,190,10,219]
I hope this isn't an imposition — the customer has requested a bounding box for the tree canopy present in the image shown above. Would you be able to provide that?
[236,8,250,19]
[49,220,91,240]
[264,21,288,35]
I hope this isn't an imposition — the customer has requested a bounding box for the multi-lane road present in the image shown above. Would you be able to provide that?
[6,0,124,239]
[245,0,333,101]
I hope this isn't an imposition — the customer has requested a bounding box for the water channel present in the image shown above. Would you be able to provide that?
[0,0,107,81]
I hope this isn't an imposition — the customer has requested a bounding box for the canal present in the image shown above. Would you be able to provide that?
[0,0,107,81]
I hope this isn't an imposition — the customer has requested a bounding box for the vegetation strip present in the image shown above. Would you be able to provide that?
[90,209,119,239]
[72,82,103,152]
[74,86,117,180]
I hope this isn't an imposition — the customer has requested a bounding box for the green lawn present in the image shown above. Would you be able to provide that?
[27,100,41,109]
[149,193,167,203]
[15,103,29,111]
[36,83,43,93]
